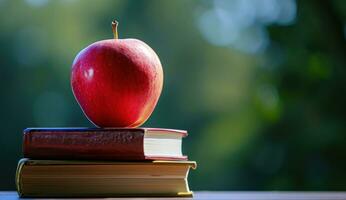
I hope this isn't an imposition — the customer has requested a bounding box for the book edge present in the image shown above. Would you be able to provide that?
[19,192,193,198]
[21,159,197,168]
[145,155,188,161]
[24,127,188,137]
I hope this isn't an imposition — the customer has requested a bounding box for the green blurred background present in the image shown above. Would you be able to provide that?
[1,0,346,190]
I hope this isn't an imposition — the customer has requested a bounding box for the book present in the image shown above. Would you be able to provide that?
[16,158,196,197]
[23,128,187,160]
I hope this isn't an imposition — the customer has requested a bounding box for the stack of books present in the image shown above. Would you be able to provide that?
[16,128,196,197]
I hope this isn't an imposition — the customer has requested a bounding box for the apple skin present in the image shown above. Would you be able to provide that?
[71,39,163,127]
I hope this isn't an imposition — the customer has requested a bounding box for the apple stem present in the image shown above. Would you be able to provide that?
[112,20,119,40]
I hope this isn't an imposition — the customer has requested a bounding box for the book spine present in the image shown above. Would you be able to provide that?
[23,130,145,160]
[15,158,27,197]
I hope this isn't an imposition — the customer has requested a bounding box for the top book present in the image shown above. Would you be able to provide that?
[23,128,187,161]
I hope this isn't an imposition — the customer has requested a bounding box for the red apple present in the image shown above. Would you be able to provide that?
[71,20,163,127]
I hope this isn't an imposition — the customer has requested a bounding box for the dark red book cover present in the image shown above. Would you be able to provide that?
[23,128,188,161]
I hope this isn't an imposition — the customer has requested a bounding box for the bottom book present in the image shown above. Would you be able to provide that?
[16,158,196,197]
